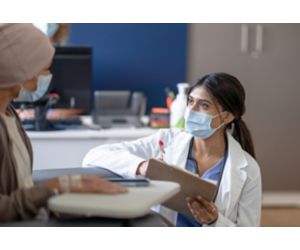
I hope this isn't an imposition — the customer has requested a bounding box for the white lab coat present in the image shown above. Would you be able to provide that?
[82,129,262,226]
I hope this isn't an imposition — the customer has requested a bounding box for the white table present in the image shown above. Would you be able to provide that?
[48,180,180,219]
[27,127,156,170]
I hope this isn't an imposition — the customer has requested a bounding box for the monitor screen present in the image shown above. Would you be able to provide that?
[49,46,93,114]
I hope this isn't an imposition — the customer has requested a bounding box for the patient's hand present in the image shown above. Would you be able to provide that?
[73,176,128,194]
[46,175,127,195]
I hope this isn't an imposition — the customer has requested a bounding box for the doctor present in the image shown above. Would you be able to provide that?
[83,72,262,227]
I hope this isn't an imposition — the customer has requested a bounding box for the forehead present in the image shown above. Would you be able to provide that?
[189,85,224,111]
[189,85,213,101]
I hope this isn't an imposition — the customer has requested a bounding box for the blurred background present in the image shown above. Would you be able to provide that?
[39,23,300,189]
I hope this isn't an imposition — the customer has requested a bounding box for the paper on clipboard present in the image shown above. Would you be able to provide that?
[145,159,217,216]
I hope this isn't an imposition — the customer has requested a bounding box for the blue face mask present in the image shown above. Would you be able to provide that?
[184,108,226,139]
[14,74,52,103]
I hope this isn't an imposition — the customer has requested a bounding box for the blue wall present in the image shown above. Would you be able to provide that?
[68,24,187,112]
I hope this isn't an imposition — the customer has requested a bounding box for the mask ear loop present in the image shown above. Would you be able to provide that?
[210,111,227,130]
[209,93,227,128]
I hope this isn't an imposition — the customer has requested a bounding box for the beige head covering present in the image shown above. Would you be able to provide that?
[0,23,55,88]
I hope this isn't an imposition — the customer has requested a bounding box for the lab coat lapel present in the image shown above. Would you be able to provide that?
[216,132,248,216]
[165,131,192,169]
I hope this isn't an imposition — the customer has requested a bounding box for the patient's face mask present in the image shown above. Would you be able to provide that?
[184,108,226,139]
[14,74,52,102]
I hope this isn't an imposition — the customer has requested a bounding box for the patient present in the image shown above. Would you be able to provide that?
[0,24,127,222]
[16,23,72,121]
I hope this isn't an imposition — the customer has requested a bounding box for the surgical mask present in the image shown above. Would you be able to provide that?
[184,108,226,139]
[14,74,52,102]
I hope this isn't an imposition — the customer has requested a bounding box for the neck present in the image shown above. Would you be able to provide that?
[193,130,227,159]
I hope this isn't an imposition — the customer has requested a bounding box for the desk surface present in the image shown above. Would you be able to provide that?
[33,167,122,183]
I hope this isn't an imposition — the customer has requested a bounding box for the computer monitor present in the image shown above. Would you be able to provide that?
[49,46,93,114]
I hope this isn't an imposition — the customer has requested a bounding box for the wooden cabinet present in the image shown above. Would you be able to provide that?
[261,207,300,227]
[262,192,300,226]
[188,24,300,190]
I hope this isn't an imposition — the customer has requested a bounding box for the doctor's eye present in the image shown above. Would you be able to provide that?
[188,97,194,105]
[199,101,209,110]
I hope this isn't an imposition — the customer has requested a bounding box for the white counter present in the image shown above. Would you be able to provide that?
[27,127,156,170]
[27,127,156,139]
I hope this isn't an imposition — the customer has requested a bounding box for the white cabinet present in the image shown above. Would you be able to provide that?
[188,24,300,190]
[27,128,156,170]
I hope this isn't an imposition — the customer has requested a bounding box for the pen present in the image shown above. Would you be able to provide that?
[159,139,165,161]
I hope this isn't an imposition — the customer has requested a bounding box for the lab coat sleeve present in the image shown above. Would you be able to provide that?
[206,168,262,227]
[82,129,168,177]
[211,212,238,227]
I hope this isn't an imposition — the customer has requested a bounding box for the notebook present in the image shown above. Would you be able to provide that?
[145,159,217,216]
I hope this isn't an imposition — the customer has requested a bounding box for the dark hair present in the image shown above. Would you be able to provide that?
[188,72,256,159]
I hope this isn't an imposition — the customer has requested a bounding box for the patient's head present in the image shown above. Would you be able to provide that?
[0,24,55,98]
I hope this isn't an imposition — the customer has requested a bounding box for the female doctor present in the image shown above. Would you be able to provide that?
[83,73,262,227]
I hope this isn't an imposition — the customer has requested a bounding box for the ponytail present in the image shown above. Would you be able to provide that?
[232,119,256,159]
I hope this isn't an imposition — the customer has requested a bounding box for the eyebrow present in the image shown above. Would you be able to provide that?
[188,95,213,105]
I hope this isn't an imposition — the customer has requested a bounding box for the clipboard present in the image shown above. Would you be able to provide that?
[145,159,217,216]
